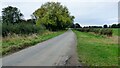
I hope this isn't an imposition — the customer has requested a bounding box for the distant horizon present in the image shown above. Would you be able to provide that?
[0,15,118,27]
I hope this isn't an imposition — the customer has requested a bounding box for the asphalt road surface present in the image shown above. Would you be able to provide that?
[2,29,80,66]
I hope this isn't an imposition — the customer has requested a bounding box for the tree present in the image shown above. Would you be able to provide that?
[111,24,117,28]
[2,6,23,24]
[0,16,2,23]
[33,2,74,31]
[75,23,82,28]
[118,23,120,28]
[111,23,120,28]
[26,19,36,24]
[103,24,108,28]
[70,23,75,28]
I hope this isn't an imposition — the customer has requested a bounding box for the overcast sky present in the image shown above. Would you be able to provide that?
[0,0,119,26]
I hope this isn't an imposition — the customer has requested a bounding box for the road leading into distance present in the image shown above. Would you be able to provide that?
[2,29,80,66]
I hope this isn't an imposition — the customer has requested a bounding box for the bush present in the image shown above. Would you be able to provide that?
[100,28,112,36]
[75,28,112,37]
[2,23,45,37]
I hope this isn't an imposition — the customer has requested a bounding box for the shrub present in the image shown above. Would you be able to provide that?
[100,28,112,36]
[75,28,112,37]
[2,23,45,37]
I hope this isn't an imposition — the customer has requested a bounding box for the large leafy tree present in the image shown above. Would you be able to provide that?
[33,2,74,31]
[75,23,82,28]
[2,6,23,24]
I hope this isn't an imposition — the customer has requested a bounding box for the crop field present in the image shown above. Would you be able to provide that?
[74,28,118,66]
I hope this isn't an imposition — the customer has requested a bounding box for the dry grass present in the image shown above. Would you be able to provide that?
[86,36,118,45]
[2,30,65,56]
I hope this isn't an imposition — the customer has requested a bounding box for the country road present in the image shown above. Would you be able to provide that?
[2,29,80,66]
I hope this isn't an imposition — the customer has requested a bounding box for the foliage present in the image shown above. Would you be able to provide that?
[70,23,75,28]
[33,2,74,31]
[26,19,36,24]
[83,26,102,28]
[2,22,45,37]
[75,28,113,36]
[110,23,120,28]
[100,28,112,36]
[2,6,23,24]
[103,24,108,28]
[75,23,82,28]
[2,31,65,56]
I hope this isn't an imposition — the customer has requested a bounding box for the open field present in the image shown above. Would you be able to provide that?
[112,28,120,36]
[1,30,65,56]
[74,29,118,66]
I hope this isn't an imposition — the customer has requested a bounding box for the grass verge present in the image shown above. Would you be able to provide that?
[1,30,65,56]
[73,30,118,66]
[112,28,120,36]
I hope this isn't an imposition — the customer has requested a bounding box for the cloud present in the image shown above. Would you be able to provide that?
[1,0,119,2]
[0,0,118,26]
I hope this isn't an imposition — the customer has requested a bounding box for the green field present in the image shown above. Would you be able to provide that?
[74,29,118,66]
[112,28,120,36]
[1,30,65,56]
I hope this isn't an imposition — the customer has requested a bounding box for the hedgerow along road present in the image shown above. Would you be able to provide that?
[2,29,80,66]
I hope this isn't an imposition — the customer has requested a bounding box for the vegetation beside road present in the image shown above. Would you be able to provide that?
[74,29,118,66]
[33,2,74,31]
[112,28,120,36]
[1,30,65,56]
[75,28,113,37]
[1,2,73,56]
[1,1,119,66]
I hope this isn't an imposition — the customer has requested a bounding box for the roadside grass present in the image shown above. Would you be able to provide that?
[74,30,118,66]
[1,30,65,56]
[112,28,120,36]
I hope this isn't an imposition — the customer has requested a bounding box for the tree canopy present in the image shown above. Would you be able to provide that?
[33,2,74,31]
[75,23,82,28]
[110,23,120,28]
[103,24,108,28]
[2,6,23,24]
